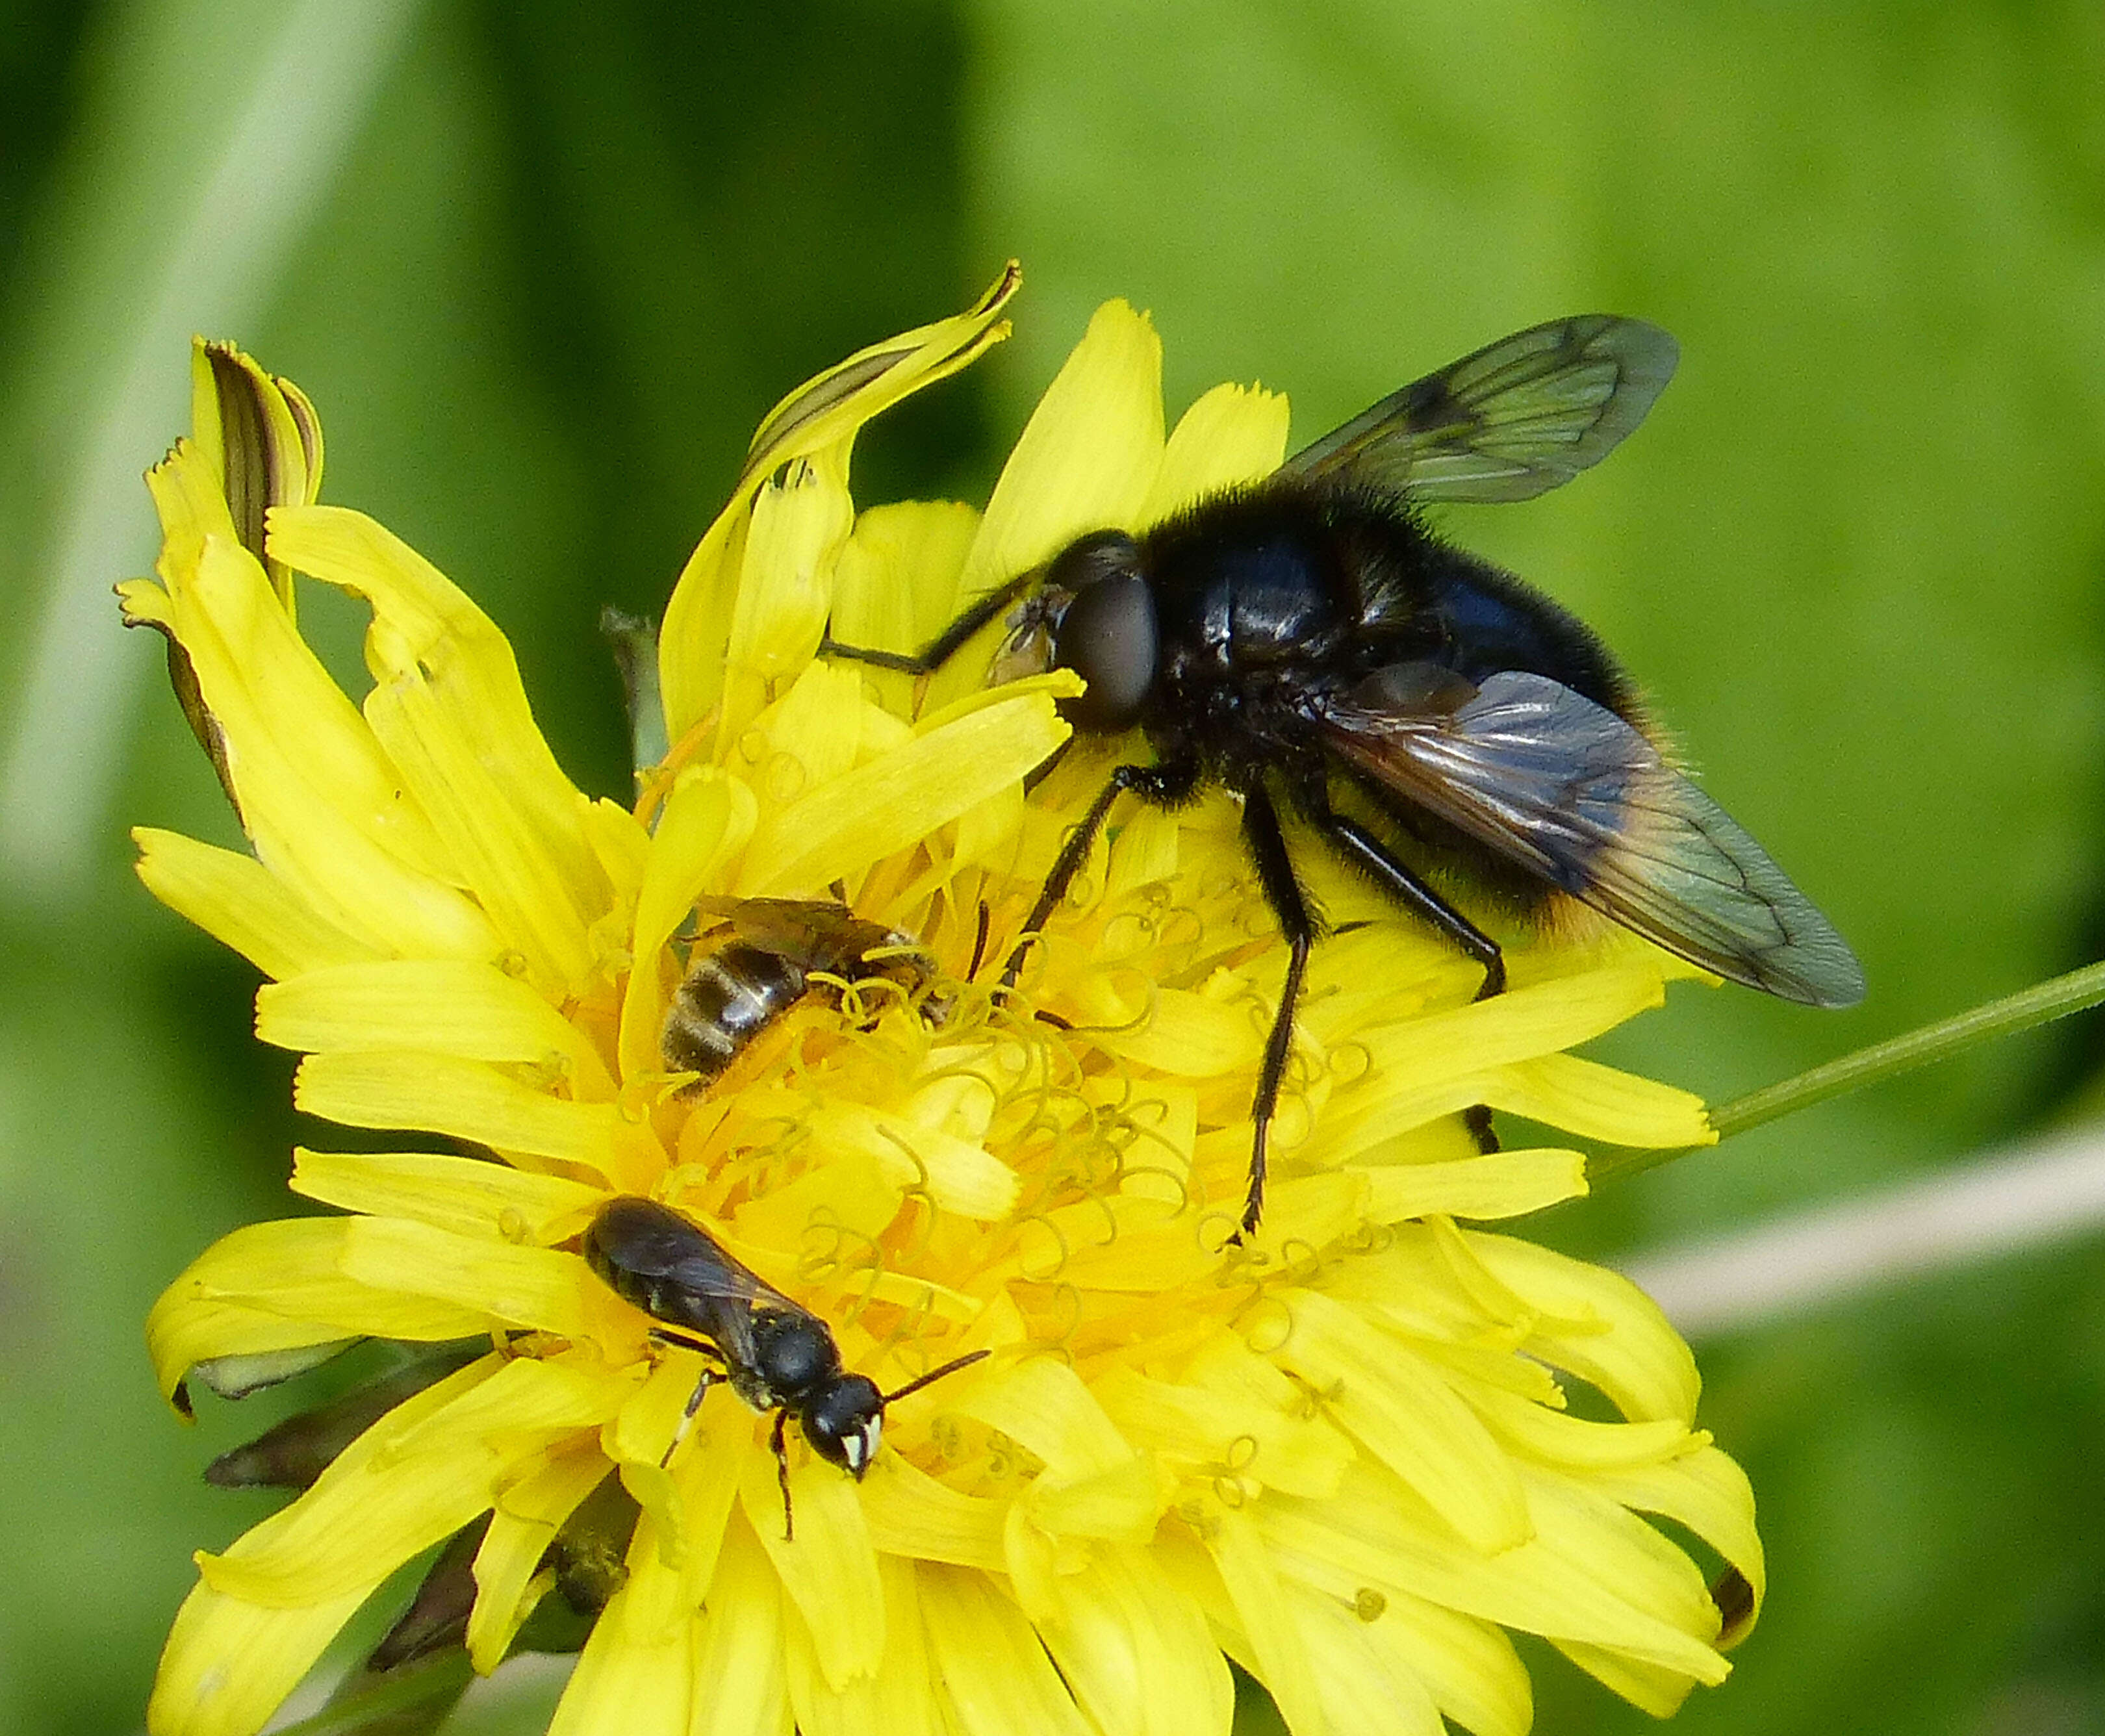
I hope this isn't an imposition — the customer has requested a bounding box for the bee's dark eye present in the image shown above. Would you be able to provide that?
[1049,533,1156,732]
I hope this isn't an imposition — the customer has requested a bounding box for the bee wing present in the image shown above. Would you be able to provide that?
[1320,666,1865,1006]
[698,900,871,955]
[658,1232,802,1314]
[1283,316,1678,503]
[691,896,906,971]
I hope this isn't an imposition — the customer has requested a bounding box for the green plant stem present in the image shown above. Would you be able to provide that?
[1589,959,2105,1188]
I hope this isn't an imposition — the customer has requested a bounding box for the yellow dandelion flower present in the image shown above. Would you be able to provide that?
[136,269,1763,1736]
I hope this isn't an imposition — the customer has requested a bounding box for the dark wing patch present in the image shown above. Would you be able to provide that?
[654,1229,801,1313]
[1283,315,1679,503]
[691,896,906,974]
[1320,667,1864,1006]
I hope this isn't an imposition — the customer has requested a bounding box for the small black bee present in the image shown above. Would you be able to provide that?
[582,1195,987,1538]
[824,314,1865,1236]
[661,898,931,1088]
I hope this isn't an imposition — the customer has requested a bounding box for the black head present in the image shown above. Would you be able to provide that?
[1046,530,1157,734]
[800,1373,885,1477]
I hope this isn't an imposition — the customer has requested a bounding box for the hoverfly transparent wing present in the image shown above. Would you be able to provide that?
[1283,315,1679,503]
[1320,665,1864,1006]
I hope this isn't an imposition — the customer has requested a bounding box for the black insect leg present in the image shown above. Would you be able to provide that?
[1308,806,1507,1156]
[967,900,992,979]
[770,1408,795,1541]
[1315,812,1507,1000]
[820,574,1036,676]
[1237,782,1315,1240]
[1001,759,1199,986]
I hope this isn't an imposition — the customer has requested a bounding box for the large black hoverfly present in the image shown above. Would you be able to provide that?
[824,313,1864,1236]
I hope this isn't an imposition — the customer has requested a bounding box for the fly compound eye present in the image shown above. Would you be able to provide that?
[1052,561,1157,732]
[802,1374,884,1477]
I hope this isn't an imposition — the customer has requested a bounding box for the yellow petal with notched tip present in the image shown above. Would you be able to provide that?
[620,765,758,1085]
[1355,1148,1588,1223]
[859,1457,1006,1571]
[746,1453,884,1691]
[1141,381,1291,524]
[268,504,606,989]
[201,1359,611,1606]
[784,1552,943,1736]
[1581,1444,1763,1637]
[151,1357,495,1736]
[956,1357,1131,1479]
[468,1440,610,1672]
[1040,1542,1234,1736]
[659,264,1018,743]
[687,1516,795,1736]
[146,520,500,961]
[147,1575,367,1736]
[337,1218,602,1340]
[291,1148,606,1244]
[735,676,1076,896]
[1551,1642,1698,1718]
[1207,1506,1327,1736]
[1468,1386,1694,1472]
[954,300,1165,603]
[1349,969,1668,1097]
[1519,1467,1718,1646]
[1273,1288,1529,1555]
[133,828,376,980]
[546,1517,693,1736]
[1491,1053,1714,1148]
[920,1563,1097,1736]
[147,1218,488,1401]
[296,1051,661,1193]
[1259,1461,1726,1681]
[259,958,613,1096]
[1290,1579,1445,1736]
[142,446,460,887]
[1456,1229,1701,1425]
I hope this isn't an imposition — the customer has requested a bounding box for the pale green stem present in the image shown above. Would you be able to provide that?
[1590,959,2105,1188]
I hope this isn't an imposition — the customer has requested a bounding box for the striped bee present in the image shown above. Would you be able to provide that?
[660,898,932,1088]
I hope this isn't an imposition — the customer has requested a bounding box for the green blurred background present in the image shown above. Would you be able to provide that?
[4,2,2105,1731]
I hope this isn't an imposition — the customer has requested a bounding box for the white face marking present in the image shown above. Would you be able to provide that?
[843,1418,879,1474]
